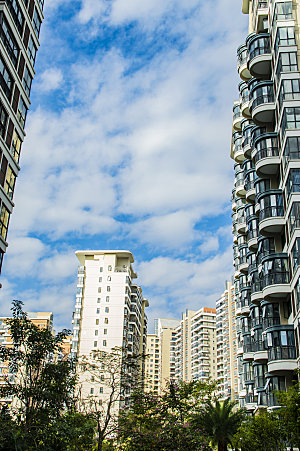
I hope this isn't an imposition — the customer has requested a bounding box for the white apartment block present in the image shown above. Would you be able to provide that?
[174,308,217,383]
[71,250,148,408]
[216,281,239,400]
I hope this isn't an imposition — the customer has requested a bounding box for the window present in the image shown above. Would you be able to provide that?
[279,79,300,110]
[98,287,101,293]
[90,388,94,394]
[97,298,101,303]
[91,376,94,382]
[32,8,41,37]
[17,96,27,128]
[95,330,98,336]
[104,318,108,324]
[108,265,112,271]
[6,0,24,36]
[274,27,296,55]
[99,277,102,282]
[93,341,97,347]
[27,35,37,66]
[0,102,8,139]
[99,266,103,272]
[0,55,13,100]
[96,308,100,314]
[106,296,109,302]
[22,66,32,97]
[281,107,300,135]
[0,13,19,68]
[103,340,107,346]
[104,329,107,335]
[273,2,293,22]
[105,307,109,313]
[11,130,21,163]
[285,169,300,198]
[96,319,99,325]
[276,52,298,80]
[4,166,15,200]
[99,387,103,394]
[107,276,111,281]
[107,286,110,292]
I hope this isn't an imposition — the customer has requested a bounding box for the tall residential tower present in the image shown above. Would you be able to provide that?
[71,250,148,409]
[0,0,44,271]
[231,0,300,411]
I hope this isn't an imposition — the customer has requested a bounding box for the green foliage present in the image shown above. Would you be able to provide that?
[233,409,286,451]
[276,382,300,450]
[192,398,245,451]
[117,380,215,451]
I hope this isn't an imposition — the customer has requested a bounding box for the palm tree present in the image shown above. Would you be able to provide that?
[192,398,245,451]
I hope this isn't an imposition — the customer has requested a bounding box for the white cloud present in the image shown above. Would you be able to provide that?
[38,68,63,92]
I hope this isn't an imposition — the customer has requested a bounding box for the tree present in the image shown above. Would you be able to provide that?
[193,398,245,451]
[77,347,144,451]
[233,409,285,451]
[0,300,78,449]
[117,380,215,451]
[277,382,300,450]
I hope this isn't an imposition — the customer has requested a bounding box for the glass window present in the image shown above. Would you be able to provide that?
[276,52,298,80]
[285,169,300,198]
[22,66,32,97]
[17,96,27,128]
[38,0,44,11]
[11,130,21,164]
[273,2,293,22]
[32,8,41,37]
[27,35,37,66]
[0,54,13,100]
[6,0,24,36]
[0,102,8,139]
[274,27,296,55]
[281,107,300,135]
[4,166,15,200]
[0,13,19,68]
[279,79,300,110]
[0,203,9,240]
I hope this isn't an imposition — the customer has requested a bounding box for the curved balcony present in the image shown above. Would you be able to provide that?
[250,269,263,303]
[252,132,279,177]
[232,131,244,163]
[246,33,271,79]
[249,80,275,125]
[241,287,251,314]
[239,82,251,119]
[237,43,251,81]
[241,119,254,158]
[245,169,257,203]
[237,215,247,234]
[243,336,255,361]
[233,102,242,131]
[256,236,276,265]
[261,254,290,300]
[261,301,280,331]
[266,326,297,373]
[247,219,259,251]
[251,125,266,147]
[253,362,267,390]
[247,251,257,275]
[259,190,285,235]
[239,244,249,274]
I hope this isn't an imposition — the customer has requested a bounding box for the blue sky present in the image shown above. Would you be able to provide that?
[0,0,248,332]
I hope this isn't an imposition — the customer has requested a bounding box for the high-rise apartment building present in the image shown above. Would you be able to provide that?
[174,308,217,383]
[231,0,300,411]
[71,250,148,409]
[144,333,160,394]
[216,281,239,400]
[0,0,44,271]
[154,318,180,391]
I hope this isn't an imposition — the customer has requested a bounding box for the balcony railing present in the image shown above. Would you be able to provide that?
[268,346,296,361]
[262,271,289,288]
[252,93,274,110]
[262,316,280,329]
[259,205,284,221]
[253,146,279,164]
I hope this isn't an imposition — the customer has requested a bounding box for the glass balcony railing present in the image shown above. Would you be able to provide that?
[268,346,296,361]
[261,255,290,288]
[248,34,271,61]
[259,190,284,221]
